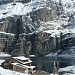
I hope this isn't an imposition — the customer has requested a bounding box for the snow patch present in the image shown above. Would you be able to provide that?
[0,0,47,19]
[0,31,15,36]
[58,65,75,75]
[0,60,5,65]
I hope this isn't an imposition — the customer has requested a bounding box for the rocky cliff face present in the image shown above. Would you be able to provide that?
[1,14,60,56]
[0,0,74,56]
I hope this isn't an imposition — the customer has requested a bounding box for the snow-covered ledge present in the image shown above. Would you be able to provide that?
[58,65,75,75]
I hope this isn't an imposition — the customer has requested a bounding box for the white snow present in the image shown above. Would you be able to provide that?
[11,62,35,69]
[0,31,15,36]
[29,55,36,57]
[45,52,64,57]
[13,56,29,60]
[46,50,61,57]
[46,46,75,58]
[0,66,31,75]
[0,54,11,57]
[18,60,32,64]
[50,73,58,75]
[46,53,58,57]
[0,0,73,38]
[0,57,31,75]
[0,52,11,57]
[38,20,68,37]
[0,0,74,38]
[0,0,47,19]
[58,65,75,75]
[0,60,5,65]
[53,0,75,5]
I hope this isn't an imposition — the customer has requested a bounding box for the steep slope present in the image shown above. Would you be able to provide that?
[0,0,75,56]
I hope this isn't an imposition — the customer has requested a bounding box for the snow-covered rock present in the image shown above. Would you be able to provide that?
[0,0,47,19]
[0,0,75,56]
[0,60,5,65]
[46,46,75,58]
[58,65,75,75]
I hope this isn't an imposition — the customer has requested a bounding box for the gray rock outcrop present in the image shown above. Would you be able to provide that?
[0,0,64,56]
